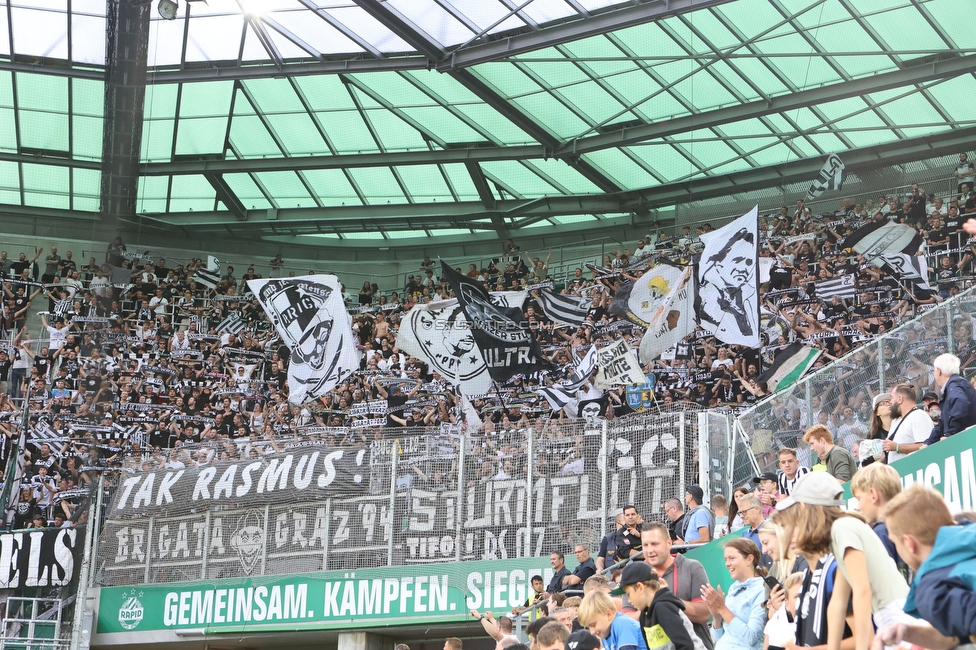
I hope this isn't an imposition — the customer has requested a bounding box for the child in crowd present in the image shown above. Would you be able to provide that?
[882,485,976,646]
[614,562,705,650]
[578,590,649,650]
[773,472,908,650]
[753,472,779,517]
[849,464,907,576]
[763,572,803,650]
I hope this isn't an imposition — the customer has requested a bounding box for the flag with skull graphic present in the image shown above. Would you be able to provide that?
[247,275,359,405]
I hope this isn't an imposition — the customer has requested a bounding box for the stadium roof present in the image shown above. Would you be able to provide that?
[1,0,975,249]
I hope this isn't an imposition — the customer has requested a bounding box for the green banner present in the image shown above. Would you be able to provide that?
[97,556,571,634]
[687,425,976,591]
[842,424,976,505]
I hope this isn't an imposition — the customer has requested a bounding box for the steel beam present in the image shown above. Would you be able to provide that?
[438,0,737,70]
[100,0,151,230]
[557,53,976,156]
[142,125,976,231]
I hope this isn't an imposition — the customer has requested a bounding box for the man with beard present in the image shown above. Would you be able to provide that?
[882,383,932,463]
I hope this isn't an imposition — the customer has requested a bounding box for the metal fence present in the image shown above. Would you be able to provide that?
[728,286,976,490]
[90,408,704,587]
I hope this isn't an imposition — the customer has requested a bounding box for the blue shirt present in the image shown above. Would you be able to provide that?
[607,611,650,650]
[714,577,766,650]
[684,507,711,542]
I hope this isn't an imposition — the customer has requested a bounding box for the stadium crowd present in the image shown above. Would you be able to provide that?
[0,171,975,526]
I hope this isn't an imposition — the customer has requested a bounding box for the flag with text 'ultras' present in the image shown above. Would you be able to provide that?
[247,275,359,405]
[695,205,761,348]
[441,261,550,383]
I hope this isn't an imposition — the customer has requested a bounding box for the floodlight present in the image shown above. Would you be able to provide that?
[157,0,178,20]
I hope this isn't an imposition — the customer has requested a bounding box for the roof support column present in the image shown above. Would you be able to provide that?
[99,0,151,232]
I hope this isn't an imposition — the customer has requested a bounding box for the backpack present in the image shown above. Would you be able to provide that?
[680,504,715,540]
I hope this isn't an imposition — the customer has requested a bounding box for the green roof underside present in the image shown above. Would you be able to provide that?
[1,0,975,246]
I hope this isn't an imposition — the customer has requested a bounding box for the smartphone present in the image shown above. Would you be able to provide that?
[764,575,781,591]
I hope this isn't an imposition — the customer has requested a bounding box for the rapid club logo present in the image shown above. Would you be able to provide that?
[118,590,145,630]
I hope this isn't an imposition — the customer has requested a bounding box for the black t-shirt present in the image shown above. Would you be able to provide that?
[936,264,959,291]
[0,359,10,381]
[613,524,643,560]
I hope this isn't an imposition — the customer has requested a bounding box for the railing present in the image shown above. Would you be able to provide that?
[90,408,708,588]
[727,284,976,492]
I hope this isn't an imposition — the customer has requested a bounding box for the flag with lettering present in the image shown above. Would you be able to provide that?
[440,261,549,383]
[804,153,847,203]
[594,340,646,389]
[247,275,359,405]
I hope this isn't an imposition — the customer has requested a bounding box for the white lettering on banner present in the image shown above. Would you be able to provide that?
[164,584,310,626]
[901,447,976,512]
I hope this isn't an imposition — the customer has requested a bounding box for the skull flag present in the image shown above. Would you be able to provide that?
[247,275,359,405]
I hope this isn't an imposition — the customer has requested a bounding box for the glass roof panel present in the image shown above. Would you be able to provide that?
[176,117,228,156]
[925,0,976,48]
[628,144,696,183]
[0,161,19,204]
[315,111,380,154]
[223,173,273,210]
[512,93,589,139]
[441,163,481,201]
[179,81,235,119]
[17,74,68,153]
[73,115,103,159]
[323,6,413,53]
[301,169,363,206]
[386,0,474,47]
[481,160,558,197]
[681,8,741,50]
[523,160,603,194]
[72,167,100,212]
[394,165,453,202]
[22,163,69,209]
[185,14,247,62]
[365,111,428,151]
[294,76,357,112]
[136,176,169,213]
[452,104,532,145]
[399,106,488,143]
[927,75,976,122]
[141,119,175,162]
[348,167,407,204]
[0,6,8,57]
[10,5,67,59]
[72,13,106,65]
[581,149,659,189]
[169,175,217,212]
[868,4,948,53]
[147,17,188,67]
[252,171,316,207]
[0,107,14,152]
[265,113,328,155]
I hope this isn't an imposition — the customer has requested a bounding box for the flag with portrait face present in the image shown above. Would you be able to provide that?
[247,275,359,405]
[694,205,761,347]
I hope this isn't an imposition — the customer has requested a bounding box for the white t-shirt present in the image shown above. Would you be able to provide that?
[887,407,933,462]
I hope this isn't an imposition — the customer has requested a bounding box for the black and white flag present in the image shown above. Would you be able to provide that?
[594,340,645,389]
[533,346,597,412]
[842,220,922,258]
[814,274,856,300]
[397,298,493,396]
[441,261,549,383]
[216,313,246,335]
[804,153,847,203]
[247,275,359,405]
[877,254,931,291]
[534,287,592,327]
[194,255,221,291]
[695,205,761,347]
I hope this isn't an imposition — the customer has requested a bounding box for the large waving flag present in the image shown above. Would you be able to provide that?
[441,261,549,383]
[247,275,359,405]
[194,255,221,291]
[534,287,592,327]
[397,298,493,396]
[758,343,822,393]
[639,264,696,363]
[843,220,922,259]
[804,153,847,203]
[695,206,761,347]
